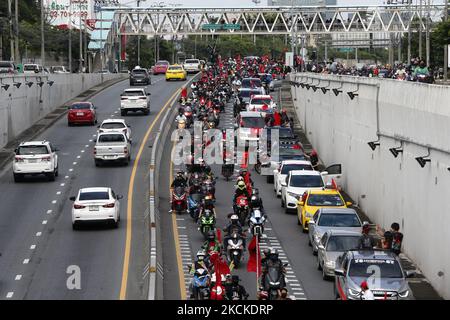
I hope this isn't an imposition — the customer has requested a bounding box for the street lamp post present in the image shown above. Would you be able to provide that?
[445,0,449,80]
[41,0,45,68]
[79,3,83,72]
[69,0,72,72]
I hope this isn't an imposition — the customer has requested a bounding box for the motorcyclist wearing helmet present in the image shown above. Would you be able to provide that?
[222,214,246,249]
[413,60,429,77]
[201,230,222,254]
[261,248,286,292]
[198,195,216,220]
[188,249,211,299]
[175,107,187,123]
[250,189,264,211]
[224,275,249,300]
[233,180,250,210]
[171,171,188,189]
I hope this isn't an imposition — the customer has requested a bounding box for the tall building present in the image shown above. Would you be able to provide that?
[267,0,337,6]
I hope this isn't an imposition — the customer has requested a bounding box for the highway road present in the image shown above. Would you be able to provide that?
[0,74,192,299]
[159,93,334,300]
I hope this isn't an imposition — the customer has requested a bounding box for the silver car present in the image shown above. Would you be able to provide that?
[316,230,361,280]
[334,250,415,300]
[308,208,364,255]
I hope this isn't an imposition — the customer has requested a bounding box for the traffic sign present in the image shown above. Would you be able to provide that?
[201,24,240,30]
[338,48,353,53]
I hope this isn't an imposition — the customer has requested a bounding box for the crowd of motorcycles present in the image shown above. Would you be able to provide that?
[169,58,290,300]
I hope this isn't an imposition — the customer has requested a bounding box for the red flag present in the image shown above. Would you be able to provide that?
[216,228,222,244]
[181,87,188,99]
[331,178,338,190]
[273,112,282,126]
[247,236,261,273]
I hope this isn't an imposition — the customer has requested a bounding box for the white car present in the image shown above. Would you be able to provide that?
[273,160,314,197]
[13,141,59,182]
[247,95,277,114]
[235,111,266,143]
[98,119,132,143]
[120,88,151,116]
[23,63,44,74]
[94,132,131,166]
[183,58,201,73]
[281,170,326,213]
[70,187,122,230]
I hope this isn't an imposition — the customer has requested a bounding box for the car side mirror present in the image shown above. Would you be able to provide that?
[334,268,345,277]
[14,148,18,154]
[116,195,123,200]
[69,196,76,201]
[346,201,353,207]
[147,93,151,95]
[405,270,415,278]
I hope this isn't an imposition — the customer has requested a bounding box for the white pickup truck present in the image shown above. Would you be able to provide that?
[94,132,131,166]
[183,59,201,73]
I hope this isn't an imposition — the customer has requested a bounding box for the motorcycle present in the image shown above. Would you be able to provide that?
[222,163,234,181]
[264,263,288,300]
[199,210,216,240]
[184,109,194,128]
[188,193,203,221]
[234,195,250,225]
[202,179,216,200]
[226,231,244,268]
[172,186,187,214]
[192,268,211,300]
[248,209,267,239]
[415,73,434,84]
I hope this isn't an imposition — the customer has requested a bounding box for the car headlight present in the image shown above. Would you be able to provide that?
[314,234,322,243]
[305,211,314,218]
[398,290,409,298]
[348,288,360,297]
[287,192,300,199]
[325,260,335,268]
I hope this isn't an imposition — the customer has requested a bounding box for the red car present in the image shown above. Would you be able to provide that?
[67,101,97,126]
[152,60,169,75]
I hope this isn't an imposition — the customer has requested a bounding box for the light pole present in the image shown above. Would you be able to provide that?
[8,0,14,61]
[69,0,72,72]
[79,2,83,72]
[444,0,448,80]
[41,0,45,67]
[137,0,147,66]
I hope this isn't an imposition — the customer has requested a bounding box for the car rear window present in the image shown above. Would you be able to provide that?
[251,98,272,105]
[307,194,344,206]
[240,116,266,128]
[185,59,199,64]
[289,175,323,188]
[239,90,262,98]
[242,79,262,88]
[24,65,38,71]
[17,146,49,155]
[317,213,361,227]
[132,69,147,74]
[70,103,92,110]
[79,192,110,201]
[101,122,126,129]
[98,134,125,143]
[326,236,360,252]
[169,66,183,71]
[0,62,13,68]
[123,90,145,96]
[156,61,169,66]
[281,164,313,174]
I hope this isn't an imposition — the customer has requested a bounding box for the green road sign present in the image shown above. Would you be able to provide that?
[338,48,353,53]
[201,23,240,30]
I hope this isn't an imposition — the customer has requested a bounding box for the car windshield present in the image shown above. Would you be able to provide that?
[98,134,125,143]
[123,90,145,96]
[289,175,323,188]
[281,164,313,174]
[101,122,126,129]
[156,61,169,66]
[52,66,64,71]
[349,259,403,278]
[241,117,266,128]
[132,69,147,74]
[251,98,272,105]
[242,79,262,88]
[307,194,344,206]
[279,149,305,161]
[24,65,37,71]
[79,192,110,201]
[17,146,48,155]
[185,59,199,64]
[240,90,262,98]
[326,236,360,251]
[70,103,91,110]
[0,62,13,68]
[268,128,293,138]
[317,213,361,227]
[169,66,183,71]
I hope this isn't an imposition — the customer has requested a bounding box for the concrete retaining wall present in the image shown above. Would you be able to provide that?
[0,73,124,149]
[290,72,450,299]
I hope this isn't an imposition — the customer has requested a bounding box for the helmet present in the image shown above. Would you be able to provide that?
[176,171,184,178]
[237,181,246,190]
[236,176,244,182]
[230,214,239,224]
[204,209,213,217]
[269,248,279,261]
[258,290,268,300]
[250,195,260,207]
[262,248,270,258]
[196,249,206,261]
[225,274,232,283]
[252,188,259,195]
[362,223,370,234]
[207,230,215,241]
[232,275,240,284]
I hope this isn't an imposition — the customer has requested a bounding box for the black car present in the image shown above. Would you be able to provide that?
[130,68,151,86]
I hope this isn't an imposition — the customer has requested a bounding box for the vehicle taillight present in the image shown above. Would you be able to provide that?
[139,97,147,100]
[103,203,115,208]
[74,204,86,209]
[124,147,128,154]
[121,97,127,100]
[15,156,24,162]
[94,147,97,155]
[42,156,51,161]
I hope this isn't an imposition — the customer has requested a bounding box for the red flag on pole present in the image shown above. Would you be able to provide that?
[331,178,338,190]
[247,236,261,274]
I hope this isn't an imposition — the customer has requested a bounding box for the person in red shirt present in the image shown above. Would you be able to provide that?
[273,109,282,126]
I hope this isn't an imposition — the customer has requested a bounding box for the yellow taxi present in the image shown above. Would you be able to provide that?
[297,188,352,233]
[165,64,187,81]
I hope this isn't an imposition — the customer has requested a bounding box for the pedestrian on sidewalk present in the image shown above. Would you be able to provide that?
[377,222,404,255]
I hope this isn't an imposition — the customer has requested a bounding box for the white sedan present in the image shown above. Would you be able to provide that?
[273,160,314,197]
[98,118,132,143]
[70,187,122,230]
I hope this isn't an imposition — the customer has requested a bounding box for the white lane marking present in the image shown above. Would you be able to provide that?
[81,150,85,153]
[36,232,42,237]
[177,226,186,229]
[15,275,22,281]
[77,156,81,159]
[69,169,73,172]
[23,259,30,264]
[85,145,89,147]
[89,139,93,142]
[60,183,65,187]
[56,191,61,195]
[72,162,77,165]
[47,210,52,214]
[30,245,36,250]
[65,176,69,179]
[6,292,14,299]
[92,134,96,137]
[52,200,57,204]
[42,220,48,225]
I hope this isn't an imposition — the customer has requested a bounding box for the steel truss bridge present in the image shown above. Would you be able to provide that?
[104,4,446,36]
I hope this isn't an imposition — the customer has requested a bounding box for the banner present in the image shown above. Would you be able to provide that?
[45,0,94,30]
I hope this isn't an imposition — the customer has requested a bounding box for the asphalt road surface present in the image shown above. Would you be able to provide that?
[0,75,193,299]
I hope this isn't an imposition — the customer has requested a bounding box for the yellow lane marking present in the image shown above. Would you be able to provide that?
[169,142,187,300]
[119,88,181,300]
